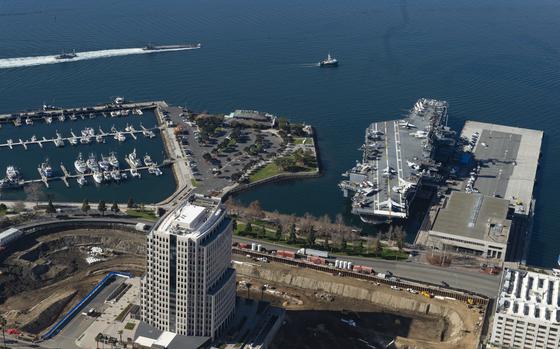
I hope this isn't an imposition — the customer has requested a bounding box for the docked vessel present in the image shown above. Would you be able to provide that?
[55,50,77,60]
[69,136,78,146]
[339,99,454,224]
[25,117,33,125]
[103,171,111,181]
[115,132,126,142]
[0,178,22,190]
[143,154,154,167]
[98,156,111,171]
[77,176,87,186]
[39,160,53,178]
[74,153,87,173]
[129,168,141,178]
[45,116,53,124]
[6,166,21,181]
[111,169,122,181]
[319,53,338,67]
[108,152,120,168]
[86,154,99,172]
[142,43,201,51]
[127,149,142,168]
[93,171,104,184]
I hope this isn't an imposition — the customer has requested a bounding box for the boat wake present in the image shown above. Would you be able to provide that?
[0,46,200,69]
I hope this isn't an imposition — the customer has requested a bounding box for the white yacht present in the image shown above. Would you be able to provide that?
[108,152,120,168]
[14,117,22,127]
[103,171,111,181]
[114,132,126,142]
[30,135,37,142]
[58,114,66,122]
[6,166,20,180]
[143,154,154,167]
[39,160,53,178]
[86,154,99,172]
[74,153,88,173]
[93,171,104,184]
[69,136,78,146]
[80,136,91,144]
[133,108,143,116]
[124,124,132,132]
[110,111,119,117]
[96,135,104,143]
[45,116,53,124]
[111,169,121,181]
[127,149,142,168]
[54,137,64,147]
[98,155,111,171]
[25,117,33,125]
[129,168,141,178]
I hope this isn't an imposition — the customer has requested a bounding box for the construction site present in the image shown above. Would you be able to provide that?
[0,221,487,348]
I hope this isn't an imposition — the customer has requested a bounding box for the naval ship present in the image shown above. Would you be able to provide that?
[339,98,454,224]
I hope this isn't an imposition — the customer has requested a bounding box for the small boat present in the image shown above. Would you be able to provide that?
[149,165,162,176]
[6,166,21,180]
[103,171,111,181]
[114,96,125,105]
[115,132,126,142]
[80,136,91,144]
[14,117,22,127]
[133,108,143,116]
[111,169,122,181]
[89,113,96,119]
[58,114,66,122]
[69,136,78,146]
[0,178,22,190]
[319,53,338,67]
[121,172,128,180]
[30,135,37,142]
[74,153,87,173]
[96,135,104,143]
[81,127,94,137]
[110,111,119,117]
[39,159,53,178]
[69,114,77,121]
[129,168,141,178]
[124,124,132,132]
[25,117,33,125]
[93,171,103,184]
[77,175,87,186]
[143,154,154,167]
[54,137,64,147]
[108,152,120,168]
[127,149,142,167]
[45,116,53,124]
[98,155,111,171]
[86,153,99,172]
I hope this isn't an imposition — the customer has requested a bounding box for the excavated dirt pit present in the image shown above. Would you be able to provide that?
[0,228,145,335]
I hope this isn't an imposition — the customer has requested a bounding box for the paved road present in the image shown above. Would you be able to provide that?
[233,236,501,298]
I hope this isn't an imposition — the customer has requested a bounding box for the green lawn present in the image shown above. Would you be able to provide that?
[124,322,135,330]
[191,178,198,187]
[293,137,310,145]
[126,209,157,221]
[249,162,281,183]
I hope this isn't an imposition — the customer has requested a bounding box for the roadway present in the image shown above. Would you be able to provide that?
[233,236,501,298]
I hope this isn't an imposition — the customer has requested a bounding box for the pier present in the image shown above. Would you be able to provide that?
[0,126,159,149]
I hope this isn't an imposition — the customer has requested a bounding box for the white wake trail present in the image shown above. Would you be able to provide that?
[0,47,199,69]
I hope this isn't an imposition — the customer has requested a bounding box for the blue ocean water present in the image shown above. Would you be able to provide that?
[0,0,559,267]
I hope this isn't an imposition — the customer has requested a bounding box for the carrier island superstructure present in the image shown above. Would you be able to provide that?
[340,98,454,224]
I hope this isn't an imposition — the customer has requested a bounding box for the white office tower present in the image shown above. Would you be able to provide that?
[490,268,560,349]
[141,195,236,339]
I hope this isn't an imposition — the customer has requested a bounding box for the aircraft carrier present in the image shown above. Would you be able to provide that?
[340,98,454,224]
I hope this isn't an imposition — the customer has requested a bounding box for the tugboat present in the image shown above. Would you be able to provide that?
[319,53,338,67]
[55,50,77,60]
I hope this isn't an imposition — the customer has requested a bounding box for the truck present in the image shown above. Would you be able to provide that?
[296,248,329,258]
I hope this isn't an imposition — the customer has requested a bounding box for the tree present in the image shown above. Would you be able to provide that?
[341,237,347,252]
[306,227,316,247]
[245,282,252,299]
[46,199,56,215]
[275,225,282,241]
[288,224,297,244]
[248,200,264,218]
[111,201,120,213]
[24,182,43,208]
[395,231,405,251]
[245,222,253,234]
[127,197,135,209]
[232,219,238,232]
[260,285,266,301]
[354,240,364,255]
[374,236,383,256]
[81,199,91,214]
[118,329,123,345]
[257,226,266,239]
[12,201,25,213]
[323,235,330,250]
[98,201,107,216]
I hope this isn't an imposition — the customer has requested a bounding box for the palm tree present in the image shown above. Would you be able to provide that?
[245,282,252,299]
[117,330,123,345]
[260,285,266,301]
[0,315,6,349]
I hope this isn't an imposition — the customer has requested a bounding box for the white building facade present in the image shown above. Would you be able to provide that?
[141,195,236,339]
[490,268,560,349]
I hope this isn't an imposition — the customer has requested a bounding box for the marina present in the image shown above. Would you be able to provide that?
[0,100,176,203]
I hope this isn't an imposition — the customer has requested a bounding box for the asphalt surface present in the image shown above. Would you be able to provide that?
[233,236,501,298]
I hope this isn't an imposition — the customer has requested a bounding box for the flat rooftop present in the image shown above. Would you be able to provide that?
[431,191,511,244]
[461,121,543,214]
[155,194,223,238]
[497,268,560,323]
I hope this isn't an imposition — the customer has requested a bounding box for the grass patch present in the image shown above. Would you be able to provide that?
[126,209,157,221]
[191,178,198,187]
[293,137,310,145]
[124,322,135,330]
[115,303,133,322]
[249,162,281,183]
